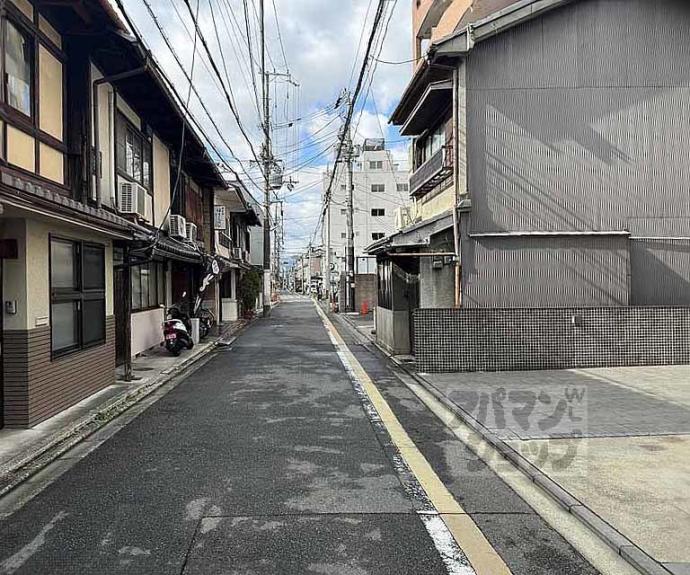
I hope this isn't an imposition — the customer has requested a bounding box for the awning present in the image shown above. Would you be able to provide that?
[151,236,202,264]
[365,211,454,255]
[400,80,452,136]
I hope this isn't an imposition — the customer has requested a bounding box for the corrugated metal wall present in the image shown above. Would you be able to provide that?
[464,0,690,307]
[462,235,629,308]
[630,240,690,306]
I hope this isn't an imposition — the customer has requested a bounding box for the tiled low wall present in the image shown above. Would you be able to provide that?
[414,307,690,372]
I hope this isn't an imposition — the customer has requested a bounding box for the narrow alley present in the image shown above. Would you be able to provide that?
[0,299,612,574]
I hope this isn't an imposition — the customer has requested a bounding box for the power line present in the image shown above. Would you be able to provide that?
[372,56,420,65]
[240,0,263,117]
[321,0,388,225]
[271,0,290,73]
[136,0,263,191]
[213,0,262,119]
[155,0,200,241]
[180,0,264,176]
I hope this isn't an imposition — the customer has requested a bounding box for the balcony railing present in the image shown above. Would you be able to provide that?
[409,144,453,197]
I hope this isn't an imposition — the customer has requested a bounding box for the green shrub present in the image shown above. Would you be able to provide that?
[238,268,262,315]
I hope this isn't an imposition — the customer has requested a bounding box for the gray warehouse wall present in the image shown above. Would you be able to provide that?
[462,235,630,308]
[464,0,690,307]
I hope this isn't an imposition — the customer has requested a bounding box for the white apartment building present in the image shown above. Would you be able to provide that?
[322,139,410,282]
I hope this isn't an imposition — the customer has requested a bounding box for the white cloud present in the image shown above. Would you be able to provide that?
[117,0,413,254]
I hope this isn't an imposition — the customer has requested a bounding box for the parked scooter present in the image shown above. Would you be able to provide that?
[163,294,194,356]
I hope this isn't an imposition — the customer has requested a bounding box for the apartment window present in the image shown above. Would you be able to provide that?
[131,262,166,312]
[418,119,448,166]
[5,20,33,117]
[371,184,385,193]
[50,238,106,356]
[1,10,67,184]
[372,233,385,241]
[369,160,383,170]
[341,232,347,239]
[116,113,153,214]
[396,183,409,193]
[340,209,347,215]
[340,184,346,190]
[371,208,385,217]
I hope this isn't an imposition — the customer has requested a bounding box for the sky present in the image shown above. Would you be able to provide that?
[114,0,413,258]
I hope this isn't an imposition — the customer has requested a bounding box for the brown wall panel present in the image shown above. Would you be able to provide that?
[3,317,116,428]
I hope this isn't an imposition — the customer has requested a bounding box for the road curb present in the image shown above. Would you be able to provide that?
[0,318,254,502]
[334,311,672,575]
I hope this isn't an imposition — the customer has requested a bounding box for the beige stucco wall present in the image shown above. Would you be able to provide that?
[432,0,471,41]
[25,219,114,330]
[7,126,35,173]
[2,216,114,332]
[1,219,28,331]
[153,134,171,228]
[90,64,116,207]
[38,45,63,141]
[39,142,64,184]
[418,186,455,221]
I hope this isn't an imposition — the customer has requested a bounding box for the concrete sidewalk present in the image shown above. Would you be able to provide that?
[422,367,690,575]
[0,320,246,496]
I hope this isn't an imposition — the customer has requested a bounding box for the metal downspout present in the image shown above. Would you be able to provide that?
[452,66,462,308]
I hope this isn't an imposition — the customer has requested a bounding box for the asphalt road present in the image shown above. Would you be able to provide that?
[0,299,598,574]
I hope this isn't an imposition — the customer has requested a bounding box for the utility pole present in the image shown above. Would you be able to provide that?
[344,107,356,313]
[325,169,331,302]
[307,244,312,295]
[273,202,281,290]
[260,0,272,317]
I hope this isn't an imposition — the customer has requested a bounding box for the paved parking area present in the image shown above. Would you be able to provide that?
[428,367,690,440]
[422,366,690,572]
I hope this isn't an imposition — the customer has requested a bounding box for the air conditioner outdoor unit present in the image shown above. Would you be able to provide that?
[117,180,146,217]
[169,214,187,239]
[186,222,198,243]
